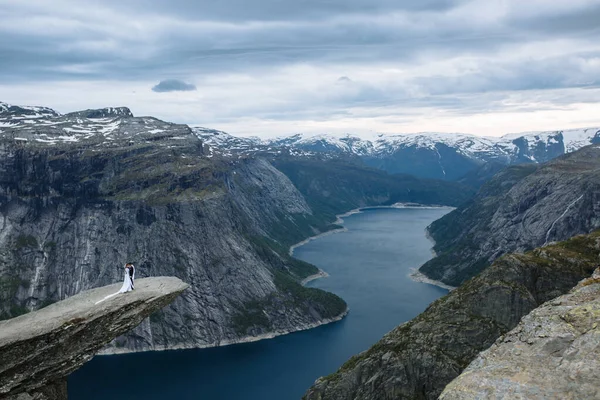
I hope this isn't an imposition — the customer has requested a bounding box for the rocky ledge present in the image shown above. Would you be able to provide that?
[440,268,600,400]
[0,277,188,400]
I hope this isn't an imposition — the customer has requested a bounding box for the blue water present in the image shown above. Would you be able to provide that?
[69,207,450,400]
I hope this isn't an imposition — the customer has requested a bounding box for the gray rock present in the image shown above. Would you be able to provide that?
[65,107,133,119]
[440,269,600,400]
[0,277,188,399]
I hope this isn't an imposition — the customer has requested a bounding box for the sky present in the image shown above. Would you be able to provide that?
[1,0,600,138]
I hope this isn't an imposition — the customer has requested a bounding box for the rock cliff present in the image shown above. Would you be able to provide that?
[0,103,347,353]
[0,277,188,400]
[441,268,600,400]
[420,144,600,286]
[303,231,600,400]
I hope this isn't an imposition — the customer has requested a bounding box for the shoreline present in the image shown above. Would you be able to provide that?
[289,227,348,256]
[409,269,456,291]
[100,308,350,356]
[301,270,330,286]
[291,204,457,292]
[408,218,457,291]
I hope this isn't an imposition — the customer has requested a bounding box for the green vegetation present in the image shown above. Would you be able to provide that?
[104,146,227,204]
[15,234,38,249]
[272,271,346,319]
[244,233,320,280]
[150,310,166,324]
[232,299,272,334]
[43,241,57,250]
[272,158,474,224]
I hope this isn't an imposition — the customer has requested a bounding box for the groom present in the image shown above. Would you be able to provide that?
[126,263,135,290]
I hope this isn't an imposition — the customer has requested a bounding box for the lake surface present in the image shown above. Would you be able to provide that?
[69,207,450,400]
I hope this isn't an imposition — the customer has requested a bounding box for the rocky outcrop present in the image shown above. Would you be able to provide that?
[303,231,600,400]
[440,268,600,400]
[420,145,600,286]
[65,107,133,119]
[0,277,188,400]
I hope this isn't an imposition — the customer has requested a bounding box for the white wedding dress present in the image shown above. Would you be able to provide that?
[118,267,135,293]
[95,266,135,304]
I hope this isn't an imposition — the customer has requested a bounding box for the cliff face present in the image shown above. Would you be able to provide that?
[420,145,600,286]
[0,105,347,353]
[303,231,600,400]
[0,277,188,400]
[441,268,600,400]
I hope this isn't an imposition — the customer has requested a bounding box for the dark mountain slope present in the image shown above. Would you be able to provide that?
[272,158,474,221]
[419,145,600,286]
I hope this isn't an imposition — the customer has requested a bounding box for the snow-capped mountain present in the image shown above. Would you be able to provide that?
[0,101,59,119]
[2,100,597,182]
[0,102,195,148]
[194,127,600,181]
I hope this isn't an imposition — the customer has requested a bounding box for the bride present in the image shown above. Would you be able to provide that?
[95,263,135,304]
[119,263,135,292]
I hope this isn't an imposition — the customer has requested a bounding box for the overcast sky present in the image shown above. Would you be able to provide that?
[1,0,600,137]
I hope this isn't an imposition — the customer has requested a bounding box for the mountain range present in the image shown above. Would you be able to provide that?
[195,126,600,181]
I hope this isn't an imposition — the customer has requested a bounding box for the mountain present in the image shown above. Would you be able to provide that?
[419,144,600,286]
[0,102,468,353]
[195,127,600,182]
[0,101,59,119]
[440,266,600,400]
[304,231,600,400]
[0,102,349,352]
[271,158,474,221]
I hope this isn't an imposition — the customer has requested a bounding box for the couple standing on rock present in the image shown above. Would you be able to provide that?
[95,263,135,304]
[119,263,136,292]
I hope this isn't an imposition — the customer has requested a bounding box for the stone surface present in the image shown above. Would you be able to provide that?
[0,277,188,399]
[440,269,600,400]
[421,144,600,286]
[303,231,600,400]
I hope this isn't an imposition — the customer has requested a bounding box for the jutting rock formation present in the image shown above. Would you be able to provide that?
[0,277,188,400]
[441,268,600,400]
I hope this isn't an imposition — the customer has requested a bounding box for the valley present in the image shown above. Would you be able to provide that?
[2,100,599,399]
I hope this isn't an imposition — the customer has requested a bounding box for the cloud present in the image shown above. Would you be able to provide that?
[151,79,196,92]
[1,0,600,136]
